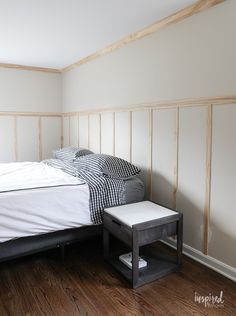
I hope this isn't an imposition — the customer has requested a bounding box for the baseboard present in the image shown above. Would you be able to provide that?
[161,239,236,283]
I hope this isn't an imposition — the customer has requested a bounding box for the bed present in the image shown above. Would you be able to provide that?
[0,153,144,263]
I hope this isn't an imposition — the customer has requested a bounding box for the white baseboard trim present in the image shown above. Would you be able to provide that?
[161,239,236,283]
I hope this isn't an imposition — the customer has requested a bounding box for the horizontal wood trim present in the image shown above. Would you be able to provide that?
[62,0,225,72]
[0,112,61,117]
[0,63,60,74]
[62,95,236,116]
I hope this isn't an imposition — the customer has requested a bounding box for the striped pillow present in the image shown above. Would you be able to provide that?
[53,147,93,161]
[74,154,140,179]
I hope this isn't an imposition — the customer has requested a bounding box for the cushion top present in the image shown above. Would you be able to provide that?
[104,201,178,227]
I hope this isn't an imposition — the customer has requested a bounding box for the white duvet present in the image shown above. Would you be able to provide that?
[0,162,92,243]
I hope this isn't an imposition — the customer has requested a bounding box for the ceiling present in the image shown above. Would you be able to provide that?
[0,0,198,69]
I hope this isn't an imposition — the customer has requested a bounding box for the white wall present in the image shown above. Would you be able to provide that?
[62,0,236,112]
[0,68,62,162]
[0,68,61,112]
[61,0,236,279]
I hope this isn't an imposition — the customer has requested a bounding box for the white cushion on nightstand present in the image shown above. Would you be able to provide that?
[104,201,177,227]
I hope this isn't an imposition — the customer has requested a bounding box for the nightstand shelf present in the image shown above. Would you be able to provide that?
[103,201,183,288]
[107,246,178,288]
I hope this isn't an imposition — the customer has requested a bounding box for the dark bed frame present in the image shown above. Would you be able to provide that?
[0,225,103,263]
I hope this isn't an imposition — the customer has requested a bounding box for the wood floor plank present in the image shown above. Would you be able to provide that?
[0,238,235,316]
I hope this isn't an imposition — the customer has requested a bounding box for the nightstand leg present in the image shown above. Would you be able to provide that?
[177,215,183,268]
[103,228,109,261]
[132,230,139,288]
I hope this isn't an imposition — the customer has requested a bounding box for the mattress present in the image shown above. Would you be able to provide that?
[0,162,91,243]
[122,176,145,204]
[0,162,145,244]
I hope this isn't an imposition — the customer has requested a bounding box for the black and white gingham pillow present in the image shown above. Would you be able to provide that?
[53,147,93,162]
[74,154,140,179]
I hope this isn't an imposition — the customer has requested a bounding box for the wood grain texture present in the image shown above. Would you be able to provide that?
[62,0,225,72]
[68,116,71,146]
[61,116,64,148]
[0,238,235,316]
[0,111,61,117]
[129,111,133,163]
[13,116,18,162]
[203,104,213,255]
[0,62,60,73]
[77,114,80,147]
[173,107,180,210]
[113,112,115,156]
[38,117,42,161]
[148,109,153,200]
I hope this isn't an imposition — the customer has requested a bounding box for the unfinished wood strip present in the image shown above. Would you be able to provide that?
[14,116,18,162]
[0,112,61,117]
[113,112,116,156]
[68,116,71,146]
[99,114,102,154]
[149,109,153,200]
[129,111,132,163]
[77,114,80,147]
[62,0,225,72]
[173,107,180,210]
[0,62,60,74]
[38,117,42,161]
[203,104,213,255]
[61,116,64,148]
[88,115,90,149]
[62,95,236,116]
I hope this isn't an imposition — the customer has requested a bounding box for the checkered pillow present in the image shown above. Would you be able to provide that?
[53,147,93,162]
[74,154,140,179]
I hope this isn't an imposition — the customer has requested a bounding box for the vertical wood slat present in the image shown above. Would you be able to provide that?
[99,113,102,154]
[88,115,90,149]
[77,114,80,147]
[173,107,179,210]
[68,116,71,146]
[113,112,115,156]
[129,111,132,163]
[61,116,64,148]
[148,109,153,200]
[14,116,18,162]
[38,117,42,161]
[203,104,213,255]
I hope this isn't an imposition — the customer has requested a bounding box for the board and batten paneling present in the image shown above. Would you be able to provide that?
[101,113,114,155]
[41,117,61,160]
[0,116,15,162]
[17,117,39,161]
[151,108,177,209]
[79,115,89,148]
[69,115,79,147]
[177,106,207,252]
[33,96,235,279]
[132,110,151,197]
[0,114,61,162]
[89,114,100,153]
[209,104,236,268]
[114,111,130,161]
[63,116,70,147]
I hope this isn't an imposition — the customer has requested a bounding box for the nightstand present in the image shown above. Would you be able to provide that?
[103,201,183,288]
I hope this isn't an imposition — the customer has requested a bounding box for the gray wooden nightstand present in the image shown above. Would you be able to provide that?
[103,201,183,288]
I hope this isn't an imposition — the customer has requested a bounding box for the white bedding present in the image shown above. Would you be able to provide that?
[0,162,92,243]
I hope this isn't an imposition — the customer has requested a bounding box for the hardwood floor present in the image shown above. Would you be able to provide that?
[0,237,235,316]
